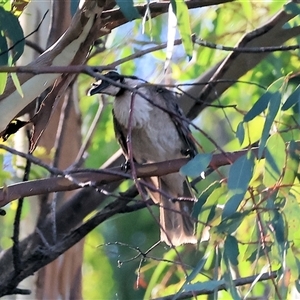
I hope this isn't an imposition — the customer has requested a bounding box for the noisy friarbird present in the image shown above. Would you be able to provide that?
[88,72,197,246]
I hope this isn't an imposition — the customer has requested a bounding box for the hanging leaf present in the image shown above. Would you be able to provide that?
[280,140,300,194]
[183,279,224,293]
[217,211,249,235]
[115,0,140,21]
[170,0,193,59]
[284,2,300,15]
[0,33,8,66]
[0,6,25,64]
[243,91,272,122]
[180,153,212,178]
[272,211,286,253]
[283,193,300,248]
[0,72,7,94]
[164,3,177,72]
[223,270,241,300]
[258,91,281,158]
[11,72,23,97]
[236,121,245,145]
[263,133,286,187]
[193,181,221,219]
[282,85,300,111]
[222,152,255,219]
[224,235,239,266]
[194,183,224,241]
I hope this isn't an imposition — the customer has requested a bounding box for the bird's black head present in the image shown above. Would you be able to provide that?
[88,71,125,96]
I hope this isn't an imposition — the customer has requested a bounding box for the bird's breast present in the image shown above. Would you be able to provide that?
[113,89,152,128]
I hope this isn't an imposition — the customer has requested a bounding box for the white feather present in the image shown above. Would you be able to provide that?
[113,80,152,128]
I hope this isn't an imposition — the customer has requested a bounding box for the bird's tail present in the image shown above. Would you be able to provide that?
[145,177,197,246]
[159,197,197,246]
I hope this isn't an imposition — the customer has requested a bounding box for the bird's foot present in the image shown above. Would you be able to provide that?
[121,160,131,172]
[181,148,196,158]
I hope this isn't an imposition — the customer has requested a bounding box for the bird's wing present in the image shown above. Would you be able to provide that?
[157,87,197,157]
[112,108,129,159]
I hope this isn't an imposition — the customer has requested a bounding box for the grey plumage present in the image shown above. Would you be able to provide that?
[88,72,197,246]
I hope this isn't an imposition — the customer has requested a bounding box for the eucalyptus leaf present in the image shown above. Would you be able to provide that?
[170,0,193,59]
[258,91,281,158]
[0,6,24,63]
[180,153,212,178]
[115,0,140,21]
[282,85,300,111]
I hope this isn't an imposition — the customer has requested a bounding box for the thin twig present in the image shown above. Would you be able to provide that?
[12,130,31,275]
[193,36,300,53]
[153,271,278,300]
[71,98,106,169]
[0,144,63,175]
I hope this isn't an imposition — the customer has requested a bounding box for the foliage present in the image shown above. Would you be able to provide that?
[0,0,299,299]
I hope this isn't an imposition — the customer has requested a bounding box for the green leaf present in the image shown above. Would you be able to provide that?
[11,72,23,97]
[115,0,140,21]
[0,72,7,94]
[170,0,193,59]
[195,183,224,240]
[272,211,286,251]
[236,122,245,145]
[258,91,281,158]
[283,193,300,248]
[222,152,255,219]
[0,6,24,64]
[183,279,224,292]
[243,92,272,122]
[263,133,286,187]
[223,270,241,300]
[284,2,300,15]
[0,33,8,66]
[192,181,221,218]
[224,235,239,266]
[282,85,300,111]
[280,140,299,194]
[185,253,209,283]
[180,153,212,178]
[217,211,249,235]
[165,3,178,72]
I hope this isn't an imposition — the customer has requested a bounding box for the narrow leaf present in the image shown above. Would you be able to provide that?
[174,253,210,300]
[0,6,25,63]
[258,91,281,158]
[217,211,249,235]
[0,72,7,94]
[180,153,212,178]
[282,85,300,111]
[280,140,299,193]
[224,235,239,266]
[222,152,254,219]
[272,211,286,249]
[115,0,140,21]
[243,92,272,122]
[236,121,245,145]
[0,33,8,66]
[284,2,300,15]
[223,270,241,300]
[164,3,177,72]
[183,279,224,292]
[283,193,300,248]
[11,72,23,97]
[171,0,193,59]
[263,133,286,187]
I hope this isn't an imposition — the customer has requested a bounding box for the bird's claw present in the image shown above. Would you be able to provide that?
[121,160,131,172]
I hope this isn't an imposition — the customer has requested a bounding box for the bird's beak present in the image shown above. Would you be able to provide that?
[87,80,109,96]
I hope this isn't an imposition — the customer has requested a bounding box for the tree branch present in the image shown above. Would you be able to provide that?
[0,147,267,206]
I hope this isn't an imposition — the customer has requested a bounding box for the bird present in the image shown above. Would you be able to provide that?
[88,71,197,246]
